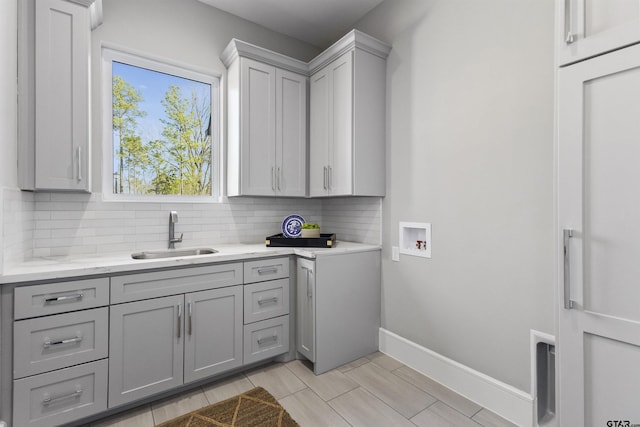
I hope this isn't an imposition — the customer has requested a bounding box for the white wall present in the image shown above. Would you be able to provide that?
[356,0,555,392]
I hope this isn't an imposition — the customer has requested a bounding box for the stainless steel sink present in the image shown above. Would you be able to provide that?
[131,248,218,260]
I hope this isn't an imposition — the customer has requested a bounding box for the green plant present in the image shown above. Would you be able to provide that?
[301,223,320,229]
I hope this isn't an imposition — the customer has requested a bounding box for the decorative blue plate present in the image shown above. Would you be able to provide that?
[282,214,304,238]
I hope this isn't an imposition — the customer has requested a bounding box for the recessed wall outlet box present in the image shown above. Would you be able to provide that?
[399,222,431,258]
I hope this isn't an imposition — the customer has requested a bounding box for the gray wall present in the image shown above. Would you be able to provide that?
[0,0,18,273]
[355,0,555,392]
[90,0,321,192]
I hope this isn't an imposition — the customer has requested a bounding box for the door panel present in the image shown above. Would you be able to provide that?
[329,52,353,195]
[184,286,243,383]
[309,70,329,196]
[108,295,183,407]
[241,58,276,195]
[276,69,307,197]
[558,0,640,65]
[558,43,640,426]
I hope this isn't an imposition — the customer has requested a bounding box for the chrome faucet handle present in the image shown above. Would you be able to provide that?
[170,233,183,243]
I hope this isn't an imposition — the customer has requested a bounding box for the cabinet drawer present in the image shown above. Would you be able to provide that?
[244,279,289,324]
[13,358,108,427]
[243,315,289,364]
[243,257,289,284]
[111,263,243,303]
[14,278,109,320]
[14,307,108,378]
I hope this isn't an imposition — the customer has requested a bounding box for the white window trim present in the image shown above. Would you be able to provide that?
[101,47,222,202]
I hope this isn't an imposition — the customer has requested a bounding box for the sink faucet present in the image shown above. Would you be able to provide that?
[168,211,183,249]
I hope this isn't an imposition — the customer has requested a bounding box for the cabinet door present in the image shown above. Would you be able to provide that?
[240,58,276,195]
[557,43,640,426]
[558,0,640,65]
[296,258,315,362]
[184,286,243,384]
[35,0,90,191]
[309,68,330,197]
[276,69,307,197]
[108,295,184,407]
[328,51,354,196]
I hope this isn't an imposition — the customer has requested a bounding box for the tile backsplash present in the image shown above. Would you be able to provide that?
[2,188,381,267]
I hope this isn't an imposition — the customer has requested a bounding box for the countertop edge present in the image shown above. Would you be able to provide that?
[0,242,381,285]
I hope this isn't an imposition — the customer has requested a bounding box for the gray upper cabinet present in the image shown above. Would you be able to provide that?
[308,31,390,197]
[558,0,640,66]
[18,0,102,192]
[223,41,308,197]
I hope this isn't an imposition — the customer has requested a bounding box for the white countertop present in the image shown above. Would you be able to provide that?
[0,241,380,284]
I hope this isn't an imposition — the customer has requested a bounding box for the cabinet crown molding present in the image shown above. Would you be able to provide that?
[64,0,103,30]
[221,29,391,77]
[221,39,309,75]
[308,30,391,75]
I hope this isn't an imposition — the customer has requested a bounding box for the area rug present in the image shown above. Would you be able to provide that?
[157,387,300,427]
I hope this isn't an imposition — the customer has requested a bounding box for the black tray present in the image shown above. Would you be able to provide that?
[265,233,336,248]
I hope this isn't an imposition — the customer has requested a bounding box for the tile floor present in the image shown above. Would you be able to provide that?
[88,352,518,427]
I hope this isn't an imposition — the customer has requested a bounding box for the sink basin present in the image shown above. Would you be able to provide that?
[131,248,218,260]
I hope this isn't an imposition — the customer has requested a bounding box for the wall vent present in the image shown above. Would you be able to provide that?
[531,330,556,427]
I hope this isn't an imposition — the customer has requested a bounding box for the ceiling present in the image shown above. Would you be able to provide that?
[197,0,385,48]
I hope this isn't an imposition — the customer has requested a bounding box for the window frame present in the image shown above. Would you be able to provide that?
[101,47,221,202]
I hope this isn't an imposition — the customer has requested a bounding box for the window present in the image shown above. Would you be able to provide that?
[102,49,220,201]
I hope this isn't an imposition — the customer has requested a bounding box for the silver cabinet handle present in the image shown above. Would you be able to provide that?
[77,146,83,181]
[43,335,83,348]
[42,386,83,405]
[177,304,182,338]
[563,229,575,309]
[271,166,276,191]
[328,165,332,190]
[564,0,575,44]
[188,302,193,336]
[277,167,281,191]
[323,166,328,190]
[257,267,278,275]
[257,296,278,305]
[44,293,84,304]
[257,335,278,345]
[301,266,313,298]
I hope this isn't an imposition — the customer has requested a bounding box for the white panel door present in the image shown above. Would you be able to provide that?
[558,43,640,426]
[309,68,330,196]
[35,0,90,191]
[276,69,307,197]
[240,58,276,195]
[558,0,640,65]
[184,286,243,383]
[108,295,184,407]
[328,51,353,196]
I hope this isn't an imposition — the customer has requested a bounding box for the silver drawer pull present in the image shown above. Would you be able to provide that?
[257,335,278,345]
[44,293,84,304]
[257,267,278,275]
[43,335,83,348]
[42,385,83,405]
[257,296,278,305]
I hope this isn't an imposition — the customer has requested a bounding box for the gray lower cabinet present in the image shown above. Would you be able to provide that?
[184,287,243,383]
[296,258,315,362]
[108,286,243,407]
[108,295,184,407]
[13,359,108,427]
[296,250,381,374]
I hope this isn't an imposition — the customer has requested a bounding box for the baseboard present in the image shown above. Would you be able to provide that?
[379,328,533,427]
